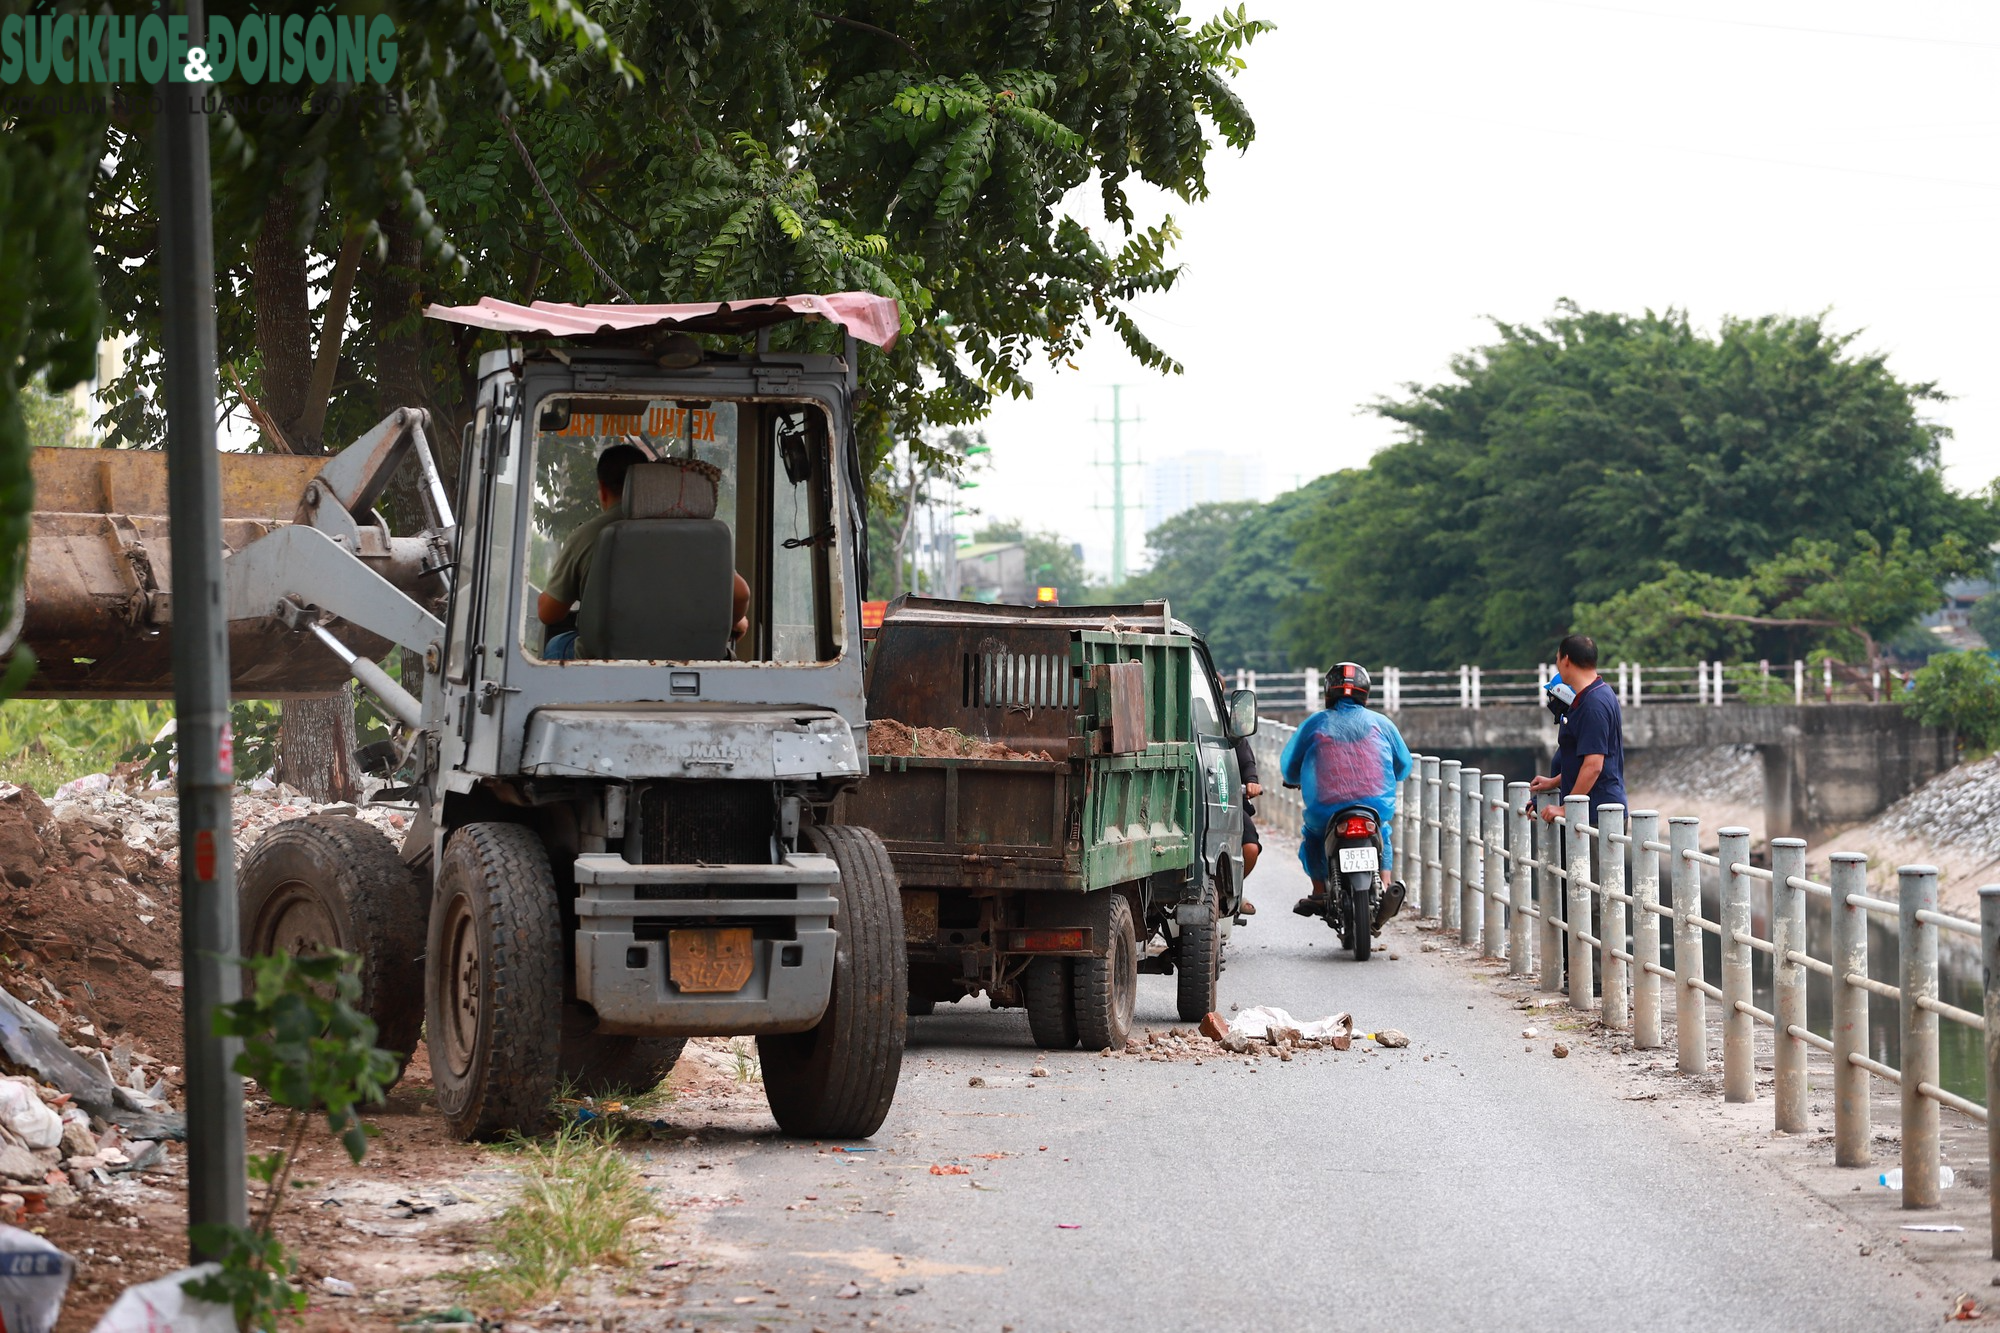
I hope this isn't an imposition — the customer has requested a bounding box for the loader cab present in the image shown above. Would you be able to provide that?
[438,345,869,785]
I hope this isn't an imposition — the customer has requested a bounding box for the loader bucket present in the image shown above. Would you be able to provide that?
[18,446,386,699]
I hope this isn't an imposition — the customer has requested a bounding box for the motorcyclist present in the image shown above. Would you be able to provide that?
[1280,662,1413,926]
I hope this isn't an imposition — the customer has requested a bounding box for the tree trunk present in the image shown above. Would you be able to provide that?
[276,688,359,802]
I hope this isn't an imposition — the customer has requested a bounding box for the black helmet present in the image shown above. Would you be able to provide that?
[1326,661,1371,706]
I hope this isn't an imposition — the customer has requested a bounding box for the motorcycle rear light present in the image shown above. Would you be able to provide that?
[1339,815,1376,838]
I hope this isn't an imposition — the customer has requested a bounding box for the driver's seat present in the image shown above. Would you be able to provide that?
[575,460,735,660]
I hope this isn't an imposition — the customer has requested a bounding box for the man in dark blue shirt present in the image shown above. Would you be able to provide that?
[1529,633,1626,824]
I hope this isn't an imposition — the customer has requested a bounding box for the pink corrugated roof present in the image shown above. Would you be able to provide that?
[422,292,901,350]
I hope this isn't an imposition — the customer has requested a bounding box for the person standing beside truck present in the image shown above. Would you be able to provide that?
[1281,662,1413,920]
[1233,735,1262,916]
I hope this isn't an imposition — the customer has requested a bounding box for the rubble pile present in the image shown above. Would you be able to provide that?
[0,773,414,1227]
[1076,1012,1388,1065]
[867,719,1056,762]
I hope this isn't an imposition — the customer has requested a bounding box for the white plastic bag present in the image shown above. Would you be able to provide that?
[0,1223,73,1333]
[90,1264,234,1333]
[1226,1005,1353,1042]
[0,1081,63,1151]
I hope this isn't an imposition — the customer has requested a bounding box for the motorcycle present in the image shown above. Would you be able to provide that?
[1321,805,1405,961]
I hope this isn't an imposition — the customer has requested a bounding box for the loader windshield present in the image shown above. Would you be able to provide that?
[523,394,843,665]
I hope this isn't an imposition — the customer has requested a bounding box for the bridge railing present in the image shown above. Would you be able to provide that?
[1369,750,2000,1257]
[1230,659,1903,709]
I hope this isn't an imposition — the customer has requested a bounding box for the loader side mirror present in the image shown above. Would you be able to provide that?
[1227,688,1258,739]
[539,401,572,432]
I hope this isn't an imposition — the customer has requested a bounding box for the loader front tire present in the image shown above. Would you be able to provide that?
[427,822,563,1140]
[239,814,427,1080]
[759,825,906,1139]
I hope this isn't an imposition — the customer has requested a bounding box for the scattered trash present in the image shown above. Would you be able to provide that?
[1552,1043,1570,1059]
[321,1276,358,1297]
[1056,1223,1081,1230]
[1902,1224,1966,1233]
[1522,1028,1539,1039]
[928,1164,970,1176]
[1879,1167,1956,1190]
[1951,1294,1982,1321]
[967,1076,987,1088]
[834,1283,864,1300]
[1028,1066,1049,1079]
[0,1224,71,1333]
[0,1079,63,1150]
[1226,1006,1354,1047]
[1371,1029,1410,1049]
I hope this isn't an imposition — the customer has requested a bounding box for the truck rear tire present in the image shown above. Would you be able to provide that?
[1174,881,1221,1023]
[1024,958,1078,1049]
[560,1003,685,1098]
[239,814,426,1080]
[426,822,564,1140]
[1073,894,1138,1050]
[760,825,907,1138]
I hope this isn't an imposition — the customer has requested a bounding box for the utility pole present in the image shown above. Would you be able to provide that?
[1092,386,1143,584]
[157,0,247,1258]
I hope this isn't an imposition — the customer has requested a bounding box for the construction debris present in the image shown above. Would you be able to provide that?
[866,719,1055,762]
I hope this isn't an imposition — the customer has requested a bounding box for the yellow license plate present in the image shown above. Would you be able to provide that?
[669,927,755,994]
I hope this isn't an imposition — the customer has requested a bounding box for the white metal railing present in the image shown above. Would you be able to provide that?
[1389,749,2000,1256]
[1231,659,1904,709]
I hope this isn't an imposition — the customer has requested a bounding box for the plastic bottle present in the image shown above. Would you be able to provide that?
[1877,1167,1955,1189]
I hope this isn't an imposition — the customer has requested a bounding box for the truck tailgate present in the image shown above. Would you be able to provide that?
[839,755,1078,892]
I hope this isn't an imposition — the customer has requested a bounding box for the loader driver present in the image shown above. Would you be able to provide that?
[1280,662,1413,928]
[538,443,751,659]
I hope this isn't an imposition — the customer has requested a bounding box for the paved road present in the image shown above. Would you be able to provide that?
[666,845,1937,1331]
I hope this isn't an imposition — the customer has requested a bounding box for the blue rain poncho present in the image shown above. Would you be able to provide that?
[1279,700,1414,879]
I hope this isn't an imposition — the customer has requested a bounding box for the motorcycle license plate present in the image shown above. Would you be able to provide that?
[1337,846,1379,874]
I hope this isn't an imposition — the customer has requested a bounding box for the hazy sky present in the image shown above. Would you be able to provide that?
[971,0,2000,577]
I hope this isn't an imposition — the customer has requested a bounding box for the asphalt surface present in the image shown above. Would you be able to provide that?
[667,844,1939,1331]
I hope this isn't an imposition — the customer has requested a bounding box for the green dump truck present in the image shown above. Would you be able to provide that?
[838,597,1257,1049]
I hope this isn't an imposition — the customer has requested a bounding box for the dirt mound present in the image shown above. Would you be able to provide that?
[867,718,1055,762]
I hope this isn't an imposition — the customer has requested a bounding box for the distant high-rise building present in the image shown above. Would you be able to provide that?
[1143,451,1266,533]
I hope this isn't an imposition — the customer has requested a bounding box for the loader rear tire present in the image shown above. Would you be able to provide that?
[239,814,427,1081]
[1174,879,1221,1023]
[1073,894,1138,1051]
[560,1003,685,1099]
[1023,958,1078,1049]
[759,825,906,1139]
[427,822,563,1140]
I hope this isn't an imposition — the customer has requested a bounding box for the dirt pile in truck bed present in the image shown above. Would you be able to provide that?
[867,718,1056,761]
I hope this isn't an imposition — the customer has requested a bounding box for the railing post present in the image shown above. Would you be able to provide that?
[1633,662,1642,707]
[1508,782,1533,975]
[1899,864,1941,1209]
[1304,665,1320,710]
[1793,658,1804,705]
[1831,852,1871,1168]
[1670,817,1706,1075]
[1771,837,1808,1133]
[1537,801,1562,993]
[1459,768,1482,948]
[1440,760,1463,933]
[1599,804,1628,1032]
[1720,827,1754,1103]
[1483,773,1506,960]
[1981,885,2000,1258]
[1630,810,1662,1048]
[1565,794,1594,1012]
[1420,756,1441,921]
[1397,762,1415,882]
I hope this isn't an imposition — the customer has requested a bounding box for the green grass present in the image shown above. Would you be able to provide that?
[0,698,172,794]
[467,1121,659,1309]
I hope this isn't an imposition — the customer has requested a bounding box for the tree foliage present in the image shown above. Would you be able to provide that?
[1902,650,2000,753]
[1583,529,1981,688]
[1285,304,1998,669]
[973,518,1092,605]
